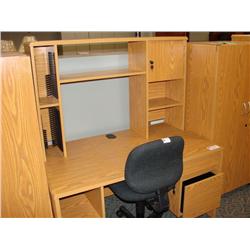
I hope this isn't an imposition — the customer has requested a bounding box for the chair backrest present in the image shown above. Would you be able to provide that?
[125,136,184,194]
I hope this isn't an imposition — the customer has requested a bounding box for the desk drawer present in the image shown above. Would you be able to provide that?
[182,172,224,217]
[183,150,222,179]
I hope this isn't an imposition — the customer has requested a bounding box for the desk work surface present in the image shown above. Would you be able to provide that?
[45,124,221,198]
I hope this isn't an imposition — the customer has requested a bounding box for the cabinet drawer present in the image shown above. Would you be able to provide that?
[182,172,224,217]
[183,150,222,179]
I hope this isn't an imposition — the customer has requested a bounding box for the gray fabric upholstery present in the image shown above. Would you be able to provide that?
[110,136,184,202]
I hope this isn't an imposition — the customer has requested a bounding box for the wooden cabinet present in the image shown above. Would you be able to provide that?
[147,40,185,82]
[147,40,187,134]
[1,54,52,217]
[186,42,250,193]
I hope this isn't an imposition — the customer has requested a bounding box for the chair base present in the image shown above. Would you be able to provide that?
[115,201,166,218]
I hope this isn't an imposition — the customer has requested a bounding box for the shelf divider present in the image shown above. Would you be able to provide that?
[39,96,59,109]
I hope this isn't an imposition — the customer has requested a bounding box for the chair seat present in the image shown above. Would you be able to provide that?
[110,181,156,202]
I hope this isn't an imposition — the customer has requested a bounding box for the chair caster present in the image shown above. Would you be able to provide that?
[116,209,124,217]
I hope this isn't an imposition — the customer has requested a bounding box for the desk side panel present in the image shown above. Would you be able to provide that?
[1,56,52,217]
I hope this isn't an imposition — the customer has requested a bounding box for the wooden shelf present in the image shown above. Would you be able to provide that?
[60,68,146,84]
[148,97,182,111]
[39,96,59,109]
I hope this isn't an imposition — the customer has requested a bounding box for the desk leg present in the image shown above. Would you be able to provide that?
[50,194,62,218]
[207,209,217,218]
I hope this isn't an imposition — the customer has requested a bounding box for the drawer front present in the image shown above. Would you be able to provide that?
[183,150,222,180]
[183,173,224,218]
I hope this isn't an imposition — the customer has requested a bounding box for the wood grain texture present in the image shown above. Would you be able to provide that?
[60,192,101,218]
[148,80,184,103]
[128,41,146,71]
[186,42,250,193]
[164,106,185,130]
[185,44,217,139]
[60,68,146,84]
[85,187,105,217]
[1,55,52,217]
[148,97,182,111]
[30,37,187,47]
[45,124,222,198]
[129,75,148,138]
[39,96,59,109]
[147,41,186,82]
[183,173,224,218]
[46,124,223,217]
[213,44,250,192]
[148,109,166,122]
[232,35,250,41]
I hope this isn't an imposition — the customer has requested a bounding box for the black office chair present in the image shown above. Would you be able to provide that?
[109,136,184,218]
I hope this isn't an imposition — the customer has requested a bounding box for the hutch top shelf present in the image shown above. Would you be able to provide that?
[30,36,187,47]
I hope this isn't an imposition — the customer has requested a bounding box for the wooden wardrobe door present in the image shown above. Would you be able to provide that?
[214,45,250,192]
[1,55,52,217]
[245,51,250,184]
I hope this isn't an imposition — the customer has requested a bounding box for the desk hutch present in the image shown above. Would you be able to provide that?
[2,37,224,218]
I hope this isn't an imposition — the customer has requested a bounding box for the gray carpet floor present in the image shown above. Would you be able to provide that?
[105,184,250,218]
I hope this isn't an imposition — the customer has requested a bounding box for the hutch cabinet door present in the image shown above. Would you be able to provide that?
[147,40,185,82]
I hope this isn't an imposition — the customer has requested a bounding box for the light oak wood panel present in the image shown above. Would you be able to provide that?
[45,124,222,199]
[183,173,224,218]
[165,79,185,104]
[147,41,186,82]
[60,192,101,218]
[185,44,217,139]
[164,106,184,130]
[1,55,52,217]
[128,41,146,71]
[183,150,222,180]
[40,108,53,142]
[60,68,146,84]
[213,44,250,192]
[148,80,185,102]
[31,37,187,47]
[168,181,182,217]
[33,47,53,98]
[39,96,59,109]
[148,109,166,122]
[149,97,182,111]
[129,75,148,138]
[232,35,250,41]
[104,187,113,197]
[85,187,105,217]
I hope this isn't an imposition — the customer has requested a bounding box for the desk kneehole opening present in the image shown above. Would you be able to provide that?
[180,172,224,218]
[60,187,106,218]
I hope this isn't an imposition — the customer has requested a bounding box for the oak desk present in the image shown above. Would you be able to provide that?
[45,124,223,218]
